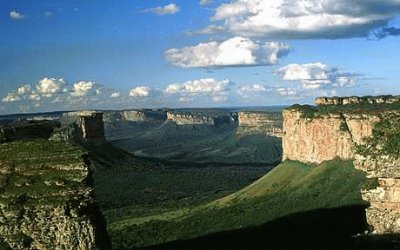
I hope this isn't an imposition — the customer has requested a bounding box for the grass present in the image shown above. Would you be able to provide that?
[287,101,400,119]
[106,159,367,249]
[0,139,88,206]
[111,126,282,164]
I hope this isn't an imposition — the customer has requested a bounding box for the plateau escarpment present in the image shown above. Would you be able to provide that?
[166,111,235,128]
[282,96,400,234]
[237,111,283,137]
[0,140,110,249]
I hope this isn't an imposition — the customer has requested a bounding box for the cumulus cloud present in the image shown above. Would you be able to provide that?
[165,78,232,102]
[28,92,41,101]
[165,36,290,68]
[9,10,25,20]
[277,63,357,90]
[129,86,150,97]
[2,93,21,103]
[71,81,101,97]
[36,78,66,96]
[212,0,400,39]
[17,85,31,95]
[276,87,299,96]
[237,84,267,98]
[110,92,120,98]
[147,3,180,15]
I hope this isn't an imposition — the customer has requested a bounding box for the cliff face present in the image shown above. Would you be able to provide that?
[315,95,400,106]
[0,140,110,249]
[282,109,379,163]
[237,111,283,137]
[51,111,105,143]
[166,112,216,125]
[282,101,400,234]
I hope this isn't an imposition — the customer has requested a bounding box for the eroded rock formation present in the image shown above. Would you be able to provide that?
[315,95,400,106]
[282,99,400,234]
[0,140,110,249]
[51,111,105,143]
[237,111,283,137]
[282,109,379,163]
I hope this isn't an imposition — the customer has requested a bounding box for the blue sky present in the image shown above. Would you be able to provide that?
[1,0,400,114]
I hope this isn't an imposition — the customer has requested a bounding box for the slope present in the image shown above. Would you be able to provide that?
[108,159,368,249]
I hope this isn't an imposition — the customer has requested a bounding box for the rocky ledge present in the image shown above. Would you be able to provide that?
[0,140,110,249]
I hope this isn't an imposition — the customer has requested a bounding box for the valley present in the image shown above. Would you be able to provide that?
[0,95,399,249]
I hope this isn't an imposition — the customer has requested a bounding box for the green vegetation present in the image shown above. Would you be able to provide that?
[287,101,400,119]
[112,127,282,164]
[362,178,379,190]
[105,159,366,249]
[92,161,270,231]
[356,112,400,157]
[0,139,87,206]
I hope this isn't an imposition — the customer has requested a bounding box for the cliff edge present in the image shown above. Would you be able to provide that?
[282,97,400,234]
[0,140,110,249]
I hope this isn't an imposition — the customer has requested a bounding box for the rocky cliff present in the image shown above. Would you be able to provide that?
[0,140,110,249]
[315,95,400,106]
[51,111,105,143]
[282,108,379,163]
[166,112,215,125]
[237,111,283,137]
[282,99,400,234]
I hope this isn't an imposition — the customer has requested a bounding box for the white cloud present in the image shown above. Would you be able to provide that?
[165,78,232,103]
[200,0,213,6]
[276,87,299,96]
[277,63,357,89]
[212,95,228,102]
[237,84,267,98]
[71,81,100,97]
[28,92,41,101]
[17,85,31,95]
[212,0,400,38]
[165,36,290,68]
[9,10,25,20]
[110,92,120,98]
[165,78,231,94]
[36,78,66,95]
[147,3,180,15]
[129,86,150,97]
[2,93,21,103]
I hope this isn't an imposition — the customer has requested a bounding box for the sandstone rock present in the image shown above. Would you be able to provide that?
[236,111,283,137]
[315,95,400,106]
[282,109,379,163]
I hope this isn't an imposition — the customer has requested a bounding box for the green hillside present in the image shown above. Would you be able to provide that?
[111,123,281,164]
[108,159,367,249]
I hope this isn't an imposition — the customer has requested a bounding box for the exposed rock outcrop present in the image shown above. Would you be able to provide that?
[282,109,379,163]
[166,111,235,127]
[315,95,400,106]
[0,140,110,249]
[0,120,60,143]
[282,99,400,234]
[237,111,283,137]
[51,111,105,144]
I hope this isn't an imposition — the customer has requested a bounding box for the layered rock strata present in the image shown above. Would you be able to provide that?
[237,111,283,137]
[0,140,110,249]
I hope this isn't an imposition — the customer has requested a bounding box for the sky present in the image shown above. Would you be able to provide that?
[1,0,400,114]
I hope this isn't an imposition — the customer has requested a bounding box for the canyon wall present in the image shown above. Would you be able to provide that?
[315,95,400,106]
[0,140,110,249]
[282,101,400,234]
[282,109,379,163]
[237,111,283,137]
[51,111,105,143]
